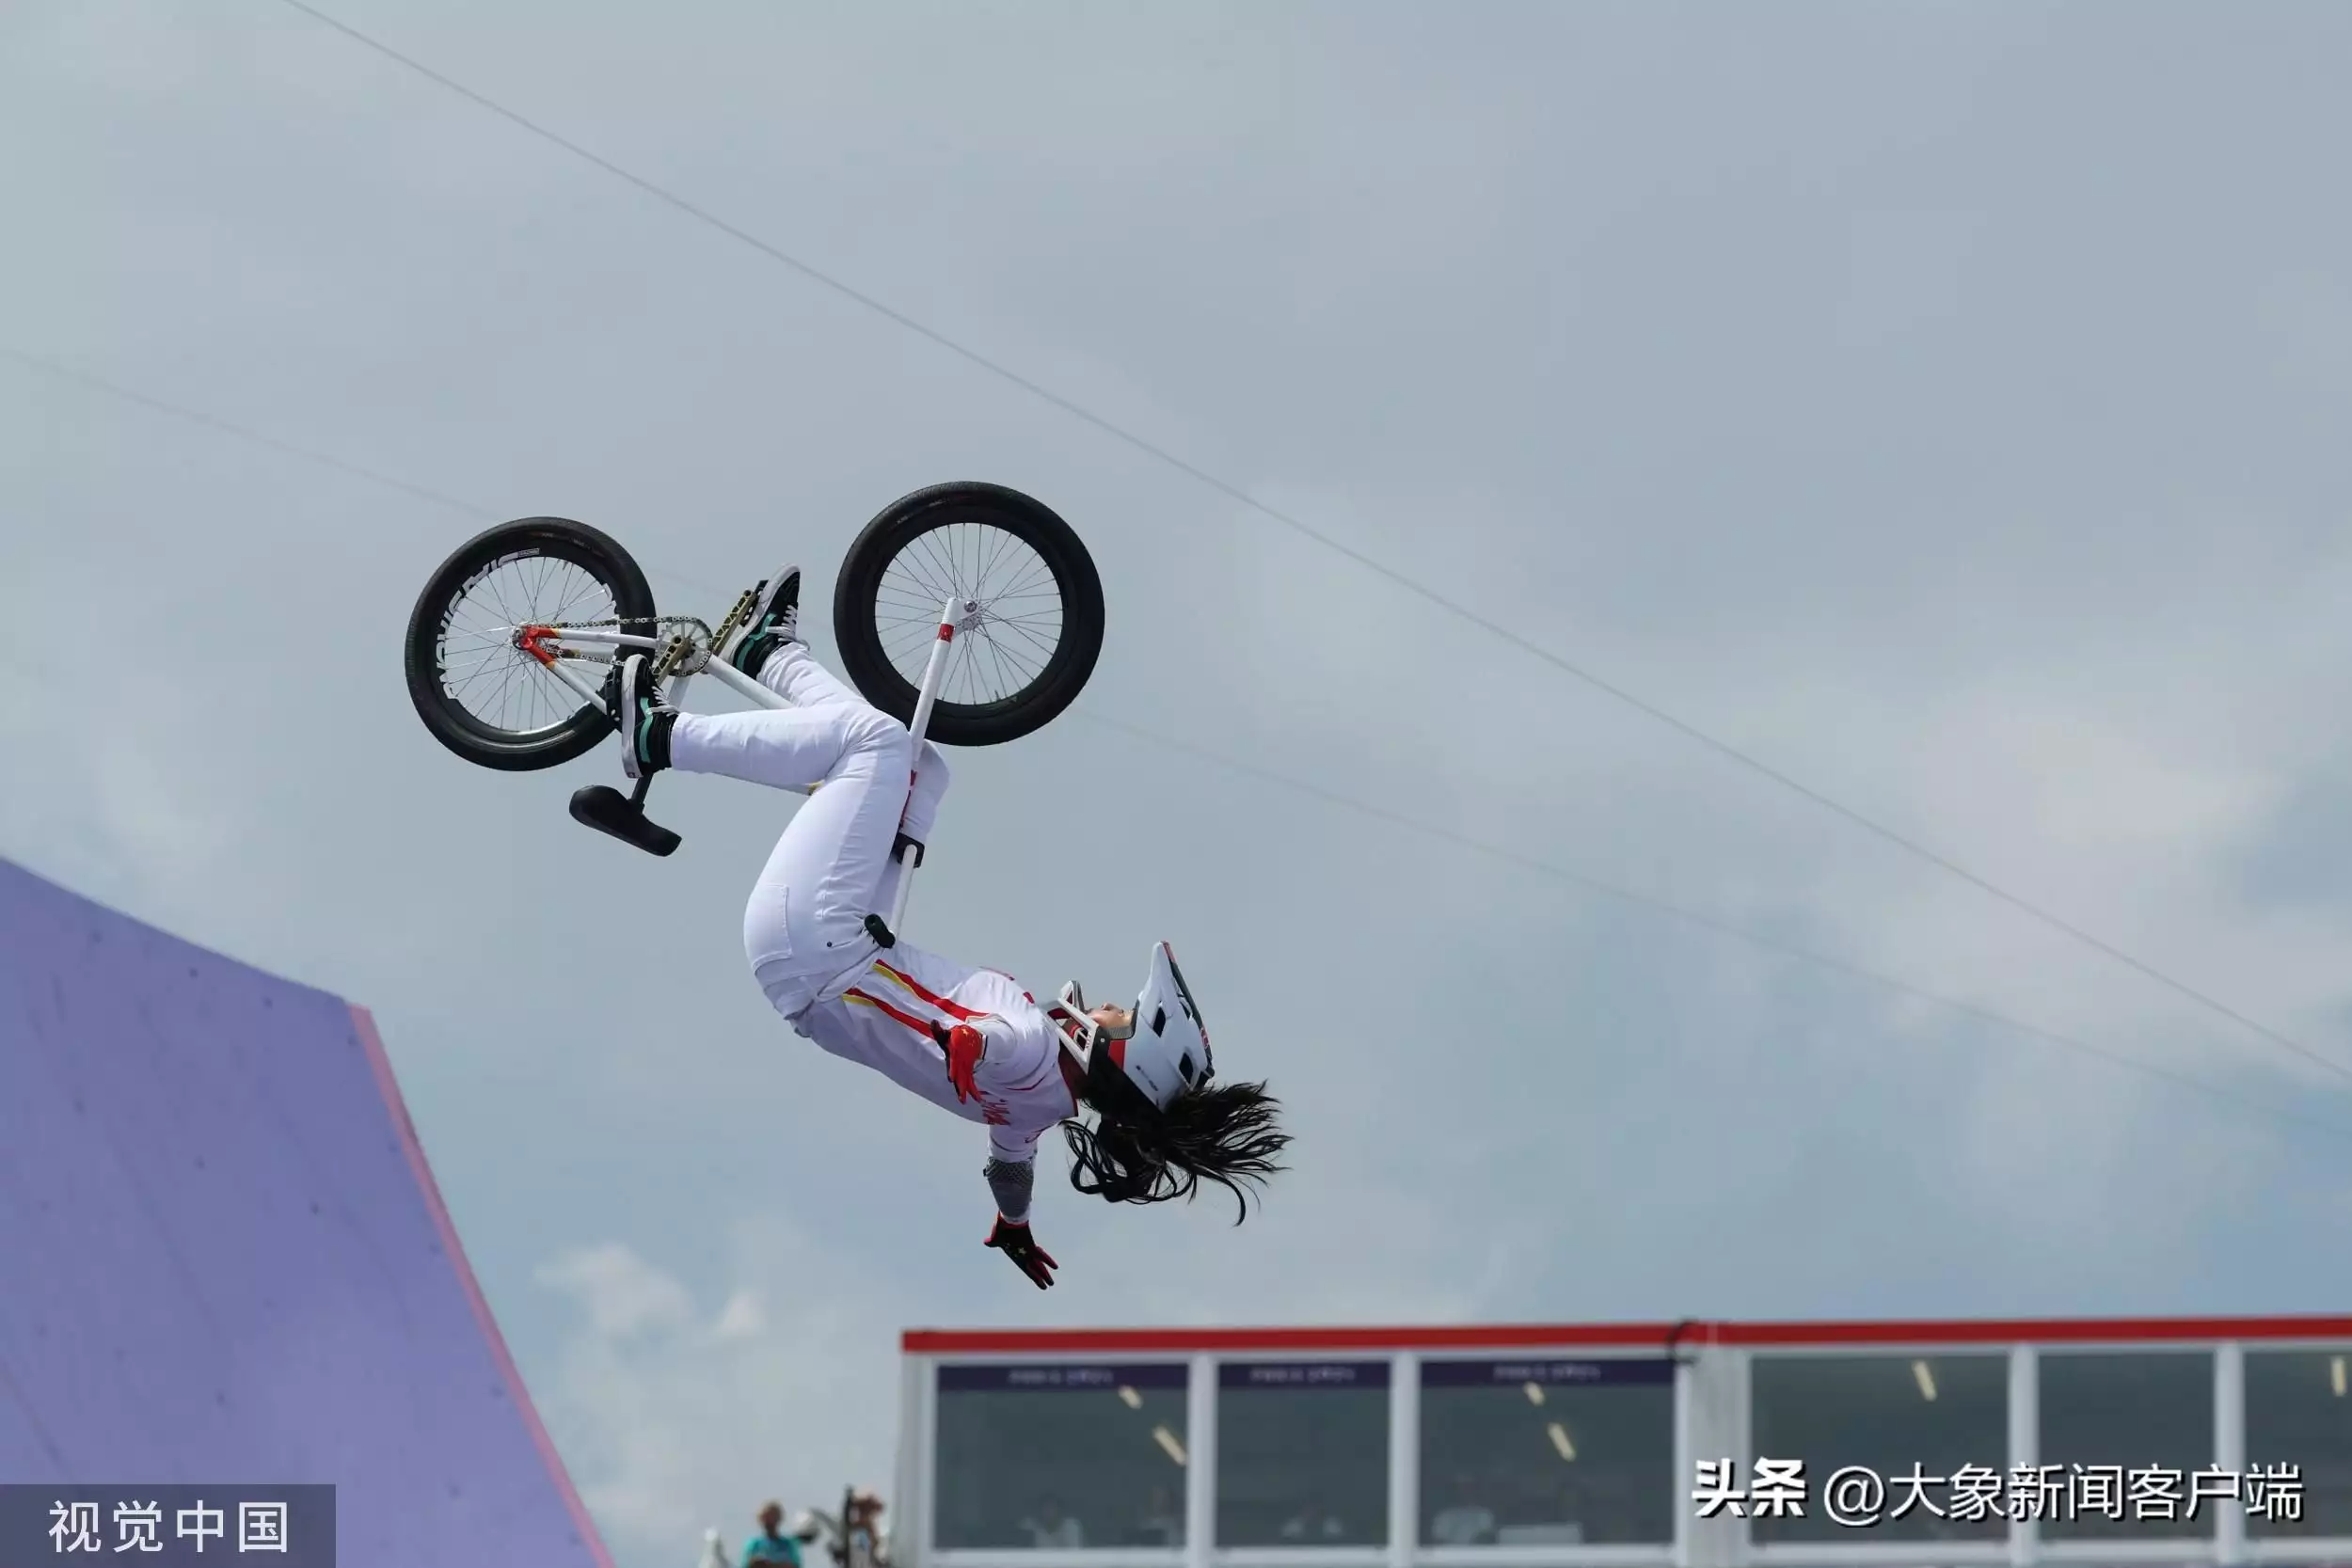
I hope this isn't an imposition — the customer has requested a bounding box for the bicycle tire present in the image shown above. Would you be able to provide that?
[832,482,1105,748]
[404,516,658,771]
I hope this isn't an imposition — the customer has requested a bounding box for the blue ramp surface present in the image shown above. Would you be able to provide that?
[0,858,613,1568]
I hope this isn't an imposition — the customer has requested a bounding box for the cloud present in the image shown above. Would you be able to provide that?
[532,1221,904,1567]
[536,1244,701,1343]
[712,1290,766,1343]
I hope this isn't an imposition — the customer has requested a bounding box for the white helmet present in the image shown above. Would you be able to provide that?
[1050,942,1215,1110]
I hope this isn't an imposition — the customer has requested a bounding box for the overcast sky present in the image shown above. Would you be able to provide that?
[8,2,2352,1564]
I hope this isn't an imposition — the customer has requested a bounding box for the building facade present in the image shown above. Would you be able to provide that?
[892,1316,2352,1568]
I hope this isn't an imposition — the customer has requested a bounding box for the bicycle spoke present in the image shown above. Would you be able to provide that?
[993,558,1056,602]
[980,626,1046,681]
[978,629,1025,699]
[437,550,615,736]
[990,615,1058,666]
[870,517,1072,706]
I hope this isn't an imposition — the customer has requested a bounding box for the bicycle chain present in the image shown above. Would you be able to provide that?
[519,588,755,682]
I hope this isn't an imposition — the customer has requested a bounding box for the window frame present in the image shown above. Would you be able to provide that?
[905,1335,2352,1568]
[1211,1355,1399,1555]
[926,1357,1194,1560]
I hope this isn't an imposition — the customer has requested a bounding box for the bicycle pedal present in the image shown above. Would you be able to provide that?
[568,784,682,857]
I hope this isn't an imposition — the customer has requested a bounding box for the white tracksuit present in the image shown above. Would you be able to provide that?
[666,644,1075,1199]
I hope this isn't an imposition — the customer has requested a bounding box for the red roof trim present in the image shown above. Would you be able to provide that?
[902,1323,1686,1354]
[1718,1316,2352,1346]
[902,1316,2352,1355]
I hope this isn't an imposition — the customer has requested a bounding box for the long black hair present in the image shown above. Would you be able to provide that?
[1063,1052,1292,1222]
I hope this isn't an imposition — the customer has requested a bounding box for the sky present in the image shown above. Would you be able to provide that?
[8,2,2352,1563]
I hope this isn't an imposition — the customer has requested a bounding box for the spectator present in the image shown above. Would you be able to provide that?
[842,1491,888,1568]
[745,1502,804,1568]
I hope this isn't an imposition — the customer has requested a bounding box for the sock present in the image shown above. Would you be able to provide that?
[642,705,675,769]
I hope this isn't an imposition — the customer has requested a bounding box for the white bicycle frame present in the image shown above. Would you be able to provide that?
[530,595,970,935]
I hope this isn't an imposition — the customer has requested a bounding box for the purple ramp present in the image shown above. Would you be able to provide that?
[0,859,615,1568]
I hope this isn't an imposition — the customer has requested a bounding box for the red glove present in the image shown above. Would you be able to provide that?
[986,1216,1057,1290]
[933,1021,984,1101]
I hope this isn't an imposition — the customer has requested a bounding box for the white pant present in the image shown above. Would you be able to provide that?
[666,644,950,1021]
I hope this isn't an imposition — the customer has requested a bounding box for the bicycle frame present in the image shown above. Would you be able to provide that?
[532,627,795,712]
[528,596,968,933]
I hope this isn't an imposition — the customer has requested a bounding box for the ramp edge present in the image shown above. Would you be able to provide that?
[350,1004,619,1568]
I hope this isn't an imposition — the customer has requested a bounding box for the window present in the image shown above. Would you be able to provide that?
[932,1362,1189,1550]
[2037,1351,2215,1541]
[2244,1350,2352,1537]
[1216,1361,1390,1547]
[1747,1353,2007,1544]
[1418,1357,1675,1546]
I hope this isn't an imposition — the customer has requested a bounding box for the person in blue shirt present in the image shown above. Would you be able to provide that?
[744,1502,803,1568]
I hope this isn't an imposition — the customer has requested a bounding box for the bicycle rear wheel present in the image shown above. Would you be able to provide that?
[832,483,1104,747]
[404,516,657,771]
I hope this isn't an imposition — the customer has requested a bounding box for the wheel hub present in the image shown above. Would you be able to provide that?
[514,624,561,668]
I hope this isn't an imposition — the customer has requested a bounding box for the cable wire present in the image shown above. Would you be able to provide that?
[262,0,2352,1086]
[9,346,2347,1150]
[1069,708,2352,1148]
[1,347,720,602]
[6,347,485,521]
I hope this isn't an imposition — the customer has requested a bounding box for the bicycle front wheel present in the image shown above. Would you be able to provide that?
[832,483,1104,748]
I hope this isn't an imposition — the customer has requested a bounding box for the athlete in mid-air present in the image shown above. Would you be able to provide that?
[600,564,1290,1289]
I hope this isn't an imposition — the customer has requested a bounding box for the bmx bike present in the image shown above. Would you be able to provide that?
[402,481,1105,927]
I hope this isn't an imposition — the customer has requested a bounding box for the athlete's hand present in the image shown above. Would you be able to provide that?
[931,1021,985,1101]
[985,1216,1057,1290]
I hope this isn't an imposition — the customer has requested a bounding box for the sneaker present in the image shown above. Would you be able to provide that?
[604,654,675,780]
[723,564,801,678]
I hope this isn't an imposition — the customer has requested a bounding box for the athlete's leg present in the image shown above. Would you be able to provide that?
[753,643,953,851]
[716,564,951,933]
[873,720,952,916]
[753,640,863,710]
[667,702,914,1012]
[666,700,900,796]
[732,577,955,814]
